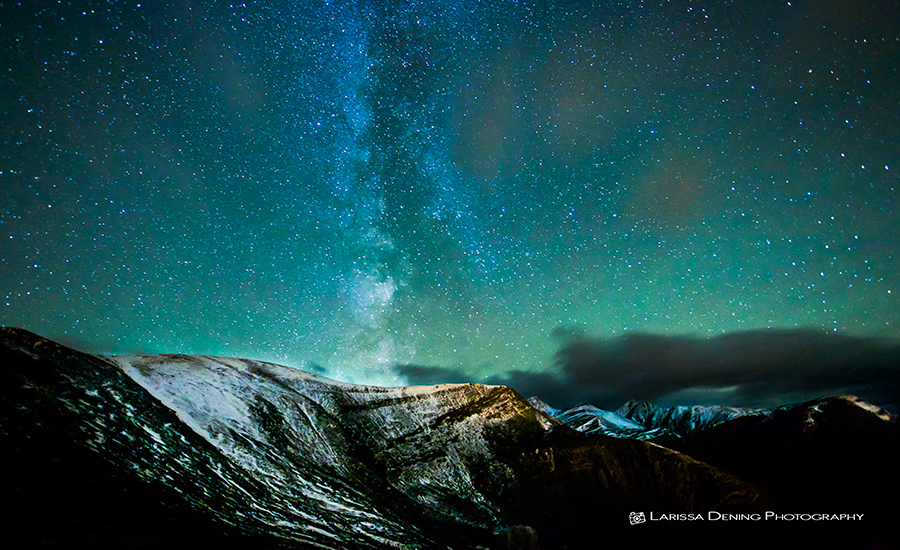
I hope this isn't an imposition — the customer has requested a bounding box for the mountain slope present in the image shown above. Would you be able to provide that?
[0,327,441,549]
[670,395,900,548]
[0,327,837,549]
[615,400,763,441]
[552,403,666,440]
[106,349,782,548]
[540,398,760,443]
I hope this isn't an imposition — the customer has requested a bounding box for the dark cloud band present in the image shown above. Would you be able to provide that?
[398,329,900,411]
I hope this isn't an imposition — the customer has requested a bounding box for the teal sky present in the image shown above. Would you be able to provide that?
[2,0,898,401]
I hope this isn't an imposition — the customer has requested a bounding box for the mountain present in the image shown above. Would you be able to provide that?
[0,327,889,549]
[668,394,900,548]
[540,399,760,443]
[542,396,900,548]
[553,404,660,440]
[616,400,763,437]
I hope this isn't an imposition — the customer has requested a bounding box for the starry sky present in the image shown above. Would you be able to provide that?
[2,0,899,409]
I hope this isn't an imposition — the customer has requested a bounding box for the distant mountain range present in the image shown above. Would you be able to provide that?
[531,397,763,443]
[1,327,897,549]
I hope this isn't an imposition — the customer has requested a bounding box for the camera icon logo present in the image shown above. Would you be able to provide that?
[629,511,646,525]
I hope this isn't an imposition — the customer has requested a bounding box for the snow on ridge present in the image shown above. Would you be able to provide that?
[106,355,257,444]
[107,353,499,400]
[832,395,895,422]
[106,354,505,448]
[104,351,519,530]
[559,405,646,431]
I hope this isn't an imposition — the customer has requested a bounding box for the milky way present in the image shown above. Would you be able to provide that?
[2,1,899,406]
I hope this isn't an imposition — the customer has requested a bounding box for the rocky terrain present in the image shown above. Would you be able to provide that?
[537,397,762,443]
[1,327,895,549]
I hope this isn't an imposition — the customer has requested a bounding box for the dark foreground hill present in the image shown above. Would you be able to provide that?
[669,394,900,547]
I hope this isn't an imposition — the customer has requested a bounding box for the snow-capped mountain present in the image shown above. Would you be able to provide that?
[539,399,760,442]
[108,352,547,535]
[2,327,895,549]
[554,404,657,439]
[614,400,764,440]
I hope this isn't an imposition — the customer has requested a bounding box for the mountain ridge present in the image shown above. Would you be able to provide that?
[1,327,894,549]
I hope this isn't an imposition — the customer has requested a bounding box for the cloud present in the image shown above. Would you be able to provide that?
[396,363,576,406]
[393,329,900,411]
[483,369,572,407]
[394,364,476,386]
[307,362,329,375]
[539,328,900,410]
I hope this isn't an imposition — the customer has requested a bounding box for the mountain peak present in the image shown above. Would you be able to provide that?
[818,394,895,422]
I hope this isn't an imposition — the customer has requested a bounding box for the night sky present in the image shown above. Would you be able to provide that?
[2,0,899,409]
